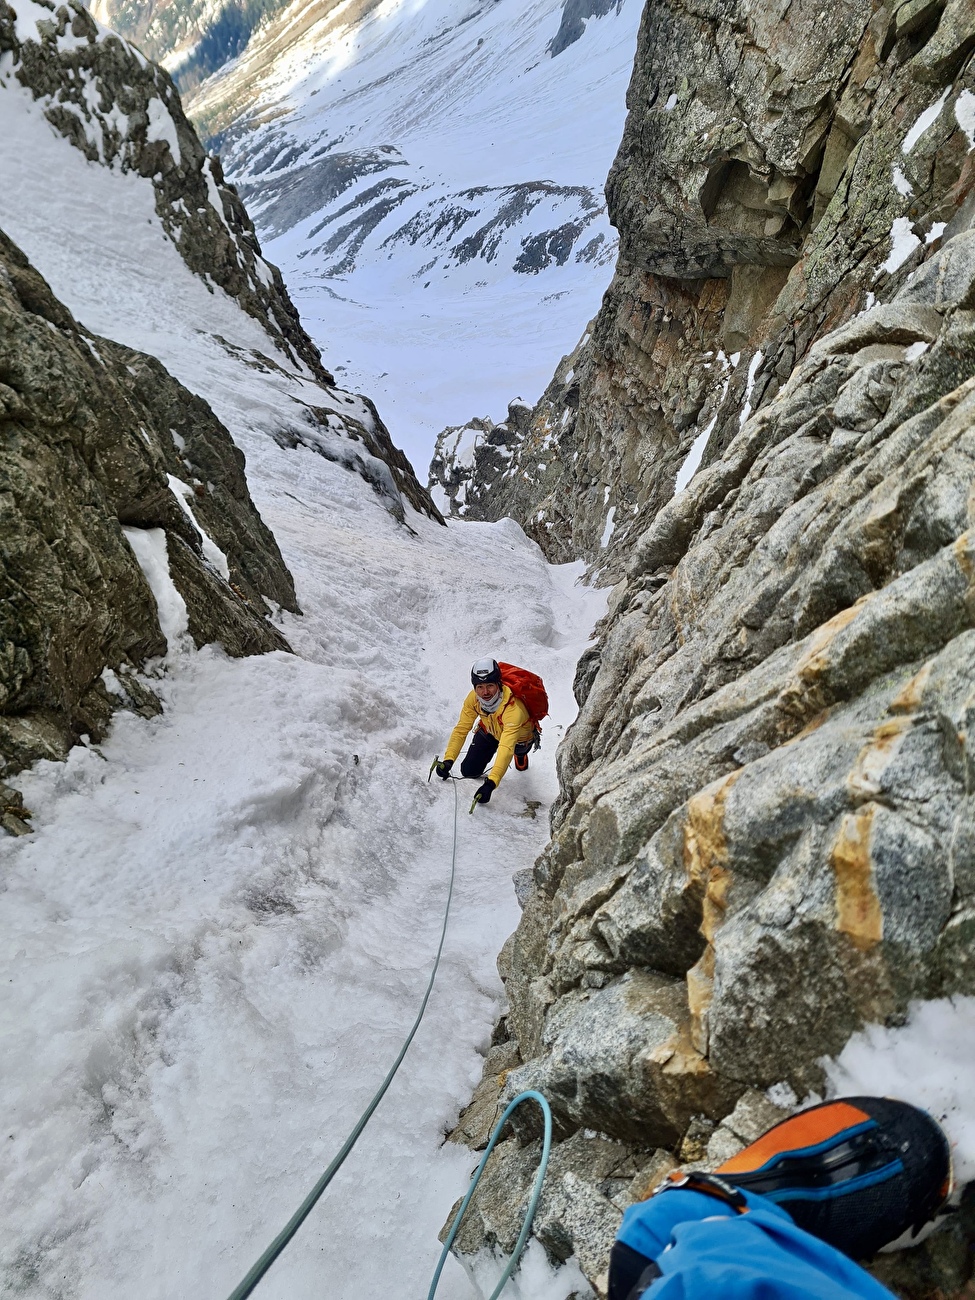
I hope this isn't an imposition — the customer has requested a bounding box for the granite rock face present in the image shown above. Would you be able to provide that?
[445,0,975,1294]
[0,227,295,782]
[432,0,975,572]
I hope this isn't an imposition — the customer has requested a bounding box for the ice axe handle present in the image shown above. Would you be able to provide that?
[428,755,440,783]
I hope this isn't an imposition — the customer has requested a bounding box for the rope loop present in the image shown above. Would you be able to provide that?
[428,1090,553,1300]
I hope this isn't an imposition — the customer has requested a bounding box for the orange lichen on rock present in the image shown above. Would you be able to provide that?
[682,771,741,1053]
[848,716,911,803]
[645,1019,712,1077]
[830,806,883,951]
[889,661,933,714]
[775,597,872,733]
[953,529,975,597]
[794,599,869,684]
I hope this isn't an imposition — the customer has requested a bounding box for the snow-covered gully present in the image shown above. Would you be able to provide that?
[3,440,605,1299]
[0,77,605,1300]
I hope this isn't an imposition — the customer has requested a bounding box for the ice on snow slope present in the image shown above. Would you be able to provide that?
[0,77,605,1299]
[186,0,642,468]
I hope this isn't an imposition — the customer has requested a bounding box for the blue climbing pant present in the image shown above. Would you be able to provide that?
[613,1187,897,1299]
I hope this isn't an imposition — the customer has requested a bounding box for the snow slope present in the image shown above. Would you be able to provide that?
[187,0,642,467]
[0,75,605,1300]
[3,468,604,1300]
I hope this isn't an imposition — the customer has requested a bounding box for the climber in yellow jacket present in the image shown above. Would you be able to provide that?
[434,658,535,805]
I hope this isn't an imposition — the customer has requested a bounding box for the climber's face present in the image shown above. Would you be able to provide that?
[475,683,500,703]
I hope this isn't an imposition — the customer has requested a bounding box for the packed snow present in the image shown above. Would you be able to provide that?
[956,89,975,150]
[4,463,605,1300]
[673,351,731,494]
[825,998,975,1192]
[0,77,607,1300]
[673,417,715,494]
[737,349,763,429]
[194,0,643,467]
[880,215,922,276]
[121,526,193,653]
[902,87,951,154]
[891,163,913,197]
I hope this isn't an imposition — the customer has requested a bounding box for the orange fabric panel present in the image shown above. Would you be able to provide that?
[716,1101,871,1175]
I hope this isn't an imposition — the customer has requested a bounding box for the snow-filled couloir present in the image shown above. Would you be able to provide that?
[0,20,607,1299]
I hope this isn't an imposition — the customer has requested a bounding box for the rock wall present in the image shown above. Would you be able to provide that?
[431,0,975,572]
[445,0,975,1294]
[0,226,295,790]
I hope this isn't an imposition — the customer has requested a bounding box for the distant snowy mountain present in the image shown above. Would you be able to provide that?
[0,0,439,521]
[175,0,642,465]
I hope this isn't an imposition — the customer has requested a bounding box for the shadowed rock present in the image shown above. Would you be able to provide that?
[0,227,295,782]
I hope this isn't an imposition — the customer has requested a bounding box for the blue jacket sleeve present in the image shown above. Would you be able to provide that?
[618,1190,897,1300]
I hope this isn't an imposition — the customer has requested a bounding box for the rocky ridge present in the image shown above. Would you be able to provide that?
[0,0,325,377]
[441,0,975,1295]
[0,0,443,799]
[0,0,441,522]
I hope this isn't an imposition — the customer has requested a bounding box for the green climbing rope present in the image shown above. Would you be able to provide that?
[225,774,464,1300]
[428,1089,553,1300]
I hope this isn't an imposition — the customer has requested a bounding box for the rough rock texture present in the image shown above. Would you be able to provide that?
[445,0,975,1294]
[0,226,296,782]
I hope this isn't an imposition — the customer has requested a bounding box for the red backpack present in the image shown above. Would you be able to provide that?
[498,662,549,728]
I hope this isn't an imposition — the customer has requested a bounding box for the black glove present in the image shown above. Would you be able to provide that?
[474,778,495,805]
[435,759,453,780]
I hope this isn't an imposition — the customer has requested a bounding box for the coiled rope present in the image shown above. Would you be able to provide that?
[224,774,552,1300]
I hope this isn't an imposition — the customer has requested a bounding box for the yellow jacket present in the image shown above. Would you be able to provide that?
[444,686,534,787]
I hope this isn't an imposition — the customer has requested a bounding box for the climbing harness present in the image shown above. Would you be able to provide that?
[225,775,552,1300]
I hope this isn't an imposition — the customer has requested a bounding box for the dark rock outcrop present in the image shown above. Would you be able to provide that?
[444,0,975,1294]
[548,0,624,58]
[0,227,296,782]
